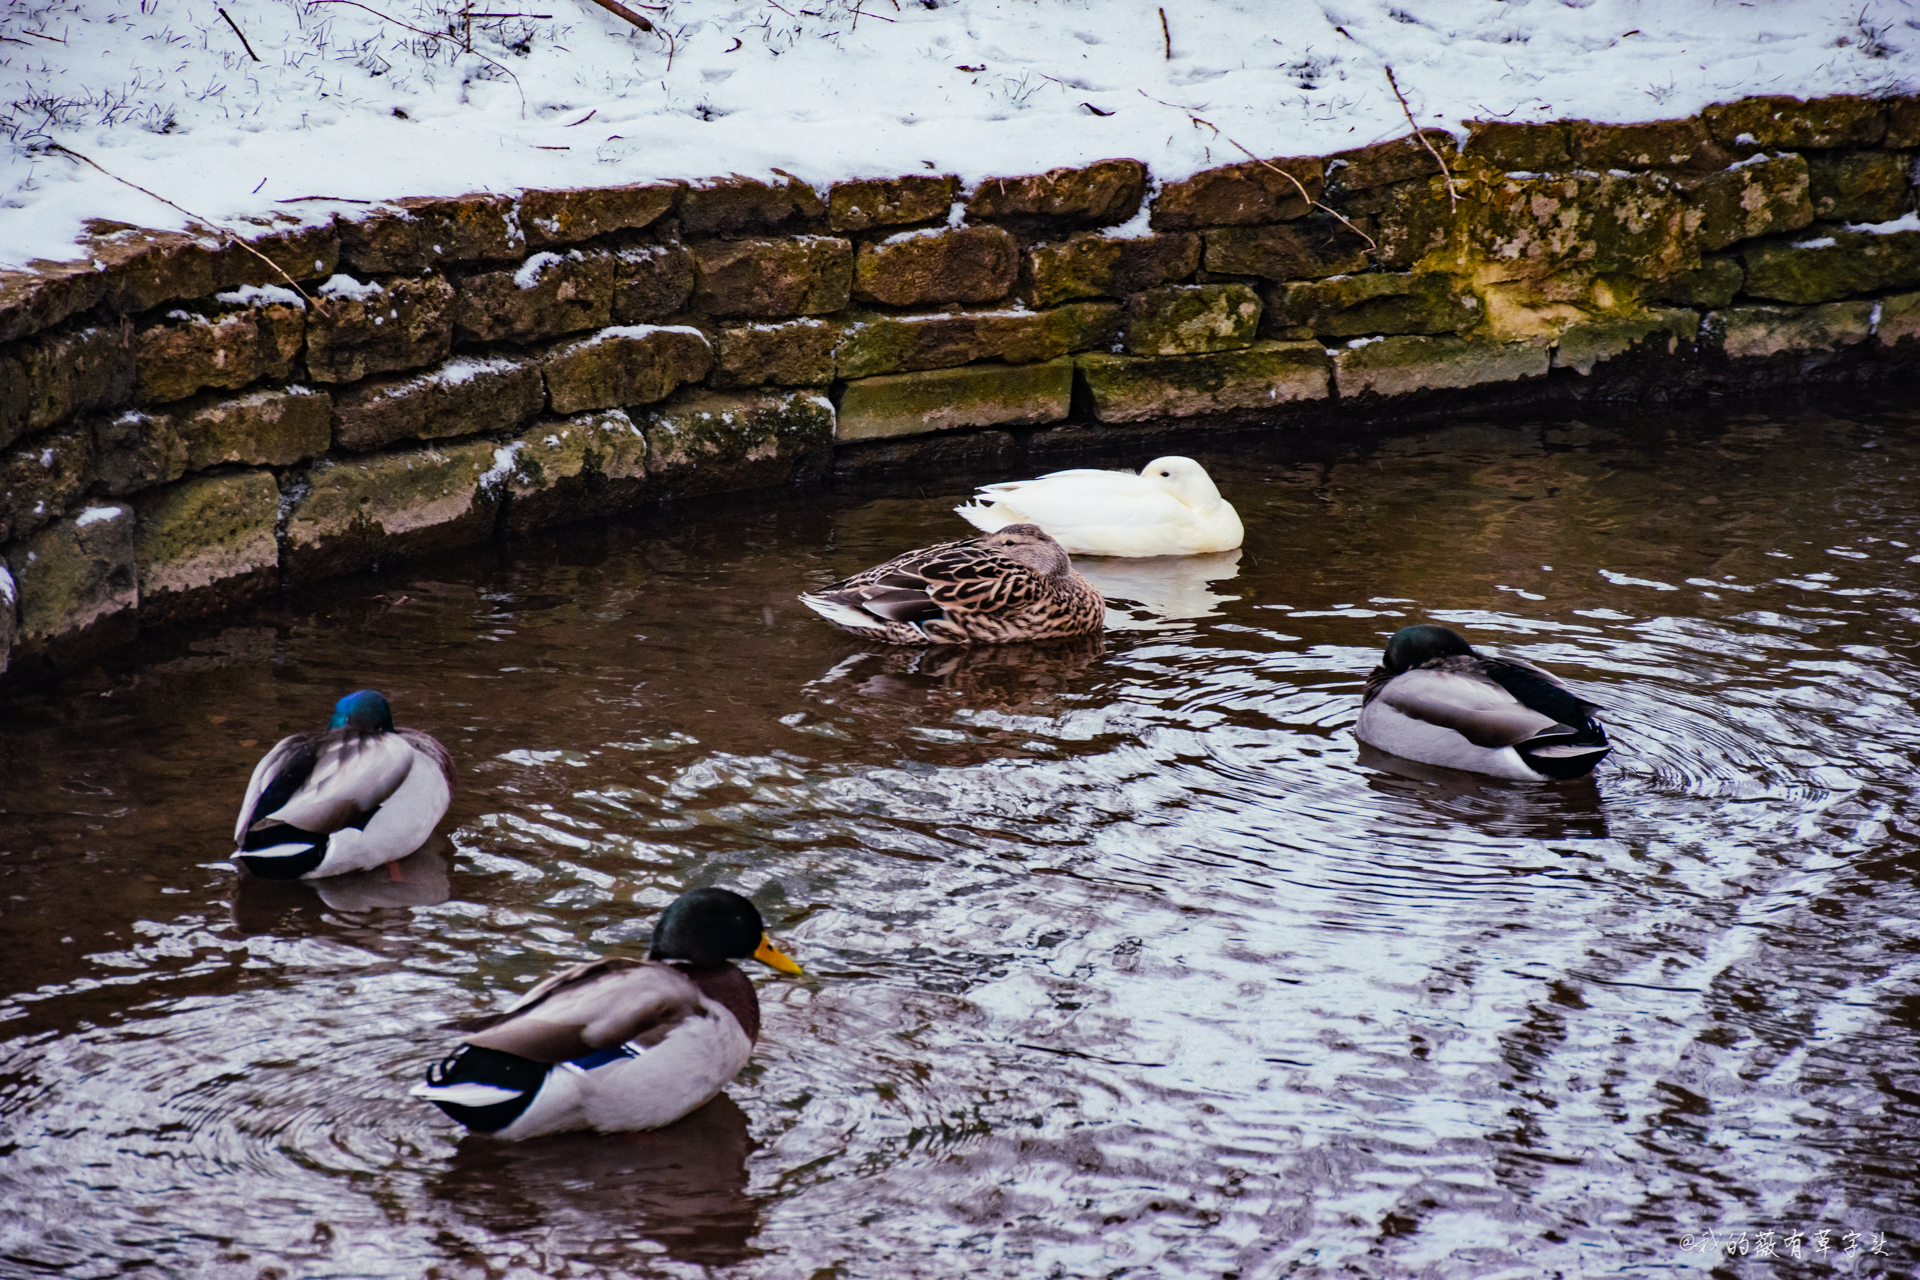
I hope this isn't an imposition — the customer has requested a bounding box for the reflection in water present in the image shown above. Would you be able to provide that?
[1356,742,1613,842]
[1077,547,1243,629]
[230,837,455,932]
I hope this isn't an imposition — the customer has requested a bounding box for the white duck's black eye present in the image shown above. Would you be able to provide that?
[1159,470,1170,477]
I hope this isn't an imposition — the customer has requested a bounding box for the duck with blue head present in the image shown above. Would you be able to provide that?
[233,689,454,880]
[412,887,804,1140]
[1355,624,1613,781]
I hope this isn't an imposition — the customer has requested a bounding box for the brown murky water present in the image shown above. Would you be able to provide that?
[3,396,1919,1279]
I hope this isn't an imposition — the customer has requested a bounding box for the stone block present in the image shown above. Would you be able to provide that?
[0,322,135,450]
[1876,290,1920,349]
[692,237,853,318]
[1887,97,1920,148]
[679,175,825,238]
[835,303,1121,379]
[640,388,835,494]
[611,244,696,323]
[0,260,112,347]
[1703,95,1887,151]
[306,274,455,383]
[711,318,841,388]
[1706,302,1876,360]
[519,181,682,249]
[829,175,957,232]
[1807,151,1915,223]
[1263,272,1475,339]
[1026,232,1201,308]
[453,250,616,344]
[0,421,96,544]
[541,325,714,413]
[337,193,525,274]
[1151,157,1325,230]
[1333,131,1456,191]
[96,387,331,496]
[1461,121,1571,173]
[1675,154,1814,252]
[134,298,304,404]
[1204,219,1370,282]
[853,226,1018,308]
[965,159,1148,227]
[1125,284,1262,355]
[1742,227,1920,303]
[1568,117,1731,171]
[1076,341,1332,423]
[281,439,504,580]
[1642,257,1745,309]
[1333,334,1550,400]
[501,409,651,530]
[836,360,1072,441]
[331,358,544,451]
[1361,175,1460,271]
[219,217,340,289]
[131,470,280,623]
[1467,171,1695,278]
[6,503,138,656]
[1551,310,1699,375]
[80,222,223,315]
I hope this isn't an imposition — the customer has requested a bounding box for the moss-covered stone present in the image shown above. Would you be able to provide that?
[1703,95,1887,151]
[965,159,1148,227]
[307,274,455,383]
[1332,131,1456,191]
[711,318,841,388]
[1641,257,1745,308]
[6,502,137,655]
[1461,121,1571,173]
[80,222,222,316]
[680,175,826,238]
[542,325,714,414]
[218,216,340,290]
[1876,290,1920,349]
[829,175,957,232]
[1264,272,1478,338]
[1887,97,1920,148]
[1806,151,1915,223]
[519,181,682,249]
[96,386,331,495]
[611,244,696,323]
[1333,333,1550,399]
[1204,219,1370,282]
[1151,157,1325,230]
[640,389,835,494]
[337,193,525,274]
[1569,117,1731,171]
[1126,285,1261,355]
[853,227,1018,308]
[691,237,853,318]
[1026,233,1201,308]
[1742,227,1920,303]
[1469,171,1696,278]
[282,440,504,580]
[1676,154,1814,251]
[453,250,615,344]
[1551,310,1699,375]
[1076,341,1331,422]
[0,259,112,347]
[835,303,1121,379]
[501,409,651,531]
[332,358,543,451]
[0,322,135,449]
[131,470,280,623]
[1705,302,1876,360]
[134,301,304,404]
[0,421,96,543]
[837,360,1072,441]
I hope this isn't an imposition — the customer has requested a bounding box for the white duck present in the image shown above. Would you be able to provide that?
[953,456,1242,557]
[233,689,453,880]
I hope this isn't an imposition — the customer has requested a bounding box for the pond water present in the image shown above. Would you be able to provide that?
[3,394,1919,1280]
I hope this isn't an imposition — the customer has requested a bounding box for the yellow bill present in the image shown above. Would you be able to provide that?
[754,933,804,975]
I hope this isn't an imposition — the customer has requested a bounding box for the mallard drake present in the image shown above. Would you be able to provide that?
[1354,625,1612,781]
[233,689,453,880]
[799,523,1104,645]
[412,887,803,1140]
[953,456,1242,557]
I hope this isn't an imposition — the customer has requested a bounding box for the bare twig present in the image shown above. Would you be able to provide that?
[1190,119,1378,252]
[47,143,312,304]
[276,195,376,204]
[579,0,653,31]
[1158,7,1171,59]
[217,7,259,60]
[20,29,67,43]
[1384,65,1459,211]
[564,108,597,126]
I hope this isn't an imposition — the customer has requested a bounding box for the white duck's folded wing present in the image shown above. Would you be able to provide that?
[1376,668,1565,748]
[461,959,707,1063]
[251,730,416,835]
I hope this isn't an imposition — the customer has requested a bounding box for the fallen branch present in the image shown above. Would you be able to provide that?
[217,7,259,60]
[47,143,313,304]
[1186,118,1377,252]
[275,195,376,203]
[1384,65,1459,211]
[1158,6,1171,59]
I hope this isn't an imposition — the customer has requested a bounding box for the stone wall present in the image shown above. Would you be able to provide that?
[5,93,1920,678]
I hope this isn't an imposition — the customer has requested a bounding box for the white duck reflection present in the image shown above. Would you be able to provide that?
[1074,548,1243,630]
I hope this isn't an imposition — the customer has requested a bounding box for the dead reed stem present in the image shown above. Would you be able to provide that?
[1384,65,1459,211]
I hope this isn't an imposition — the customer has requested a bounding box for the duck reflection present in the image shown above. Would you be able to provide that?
[1356,743,1612,842]
[427,1093,764,1267]
[1075,549,1242,630]
[230,837,454,935]
[809,633,1105,710]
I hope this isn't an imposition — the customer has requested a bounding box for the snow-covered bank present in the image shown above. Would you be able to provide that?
[3,0,1916,268]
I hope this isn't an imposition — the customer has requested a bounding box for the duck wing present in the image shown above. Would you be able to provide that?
[1373,665,1566,749]
[811,539,1048,627]
[459,958,707,1064]
[235,733,321,844]
[243,729,416,840]
[1477,655,1605,725]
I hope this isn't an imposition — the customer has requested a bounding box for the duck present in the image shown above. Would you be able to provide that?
[412,887,803,1140]
[799,523,1105,645]
[232,689,453,880]
[1354,624,1613,781]
[953,456,1242,557]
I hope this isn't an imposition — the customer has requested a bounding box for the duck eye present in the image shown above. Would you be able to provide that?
[1158,470,1170,477]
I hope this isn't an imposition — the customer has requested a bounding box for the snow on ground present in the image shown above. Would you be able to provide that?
[1,0,1916,269]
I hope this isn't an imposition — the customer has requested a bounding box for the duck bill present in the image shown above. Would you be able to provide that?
[754,933,804,975]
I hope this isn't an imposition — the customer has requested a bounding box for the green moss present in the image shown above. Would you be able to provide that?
[837,361,1072,441]
[1743,228,1920,304]
[1076,341,1330,422]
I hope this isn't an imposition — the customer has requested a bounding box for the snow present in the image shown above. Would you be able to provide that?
[513,251,567,288]
[75,505,124,526]
[0,566,13,605]
[480,441,524,488]
[317,273,384,301]
[1848,210,1920,235]
[213,283,301,306]
[2,0,1915,271]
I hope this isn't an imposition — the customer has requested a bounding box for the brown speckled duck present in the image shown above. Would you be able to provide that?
[799,523,1105,645]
